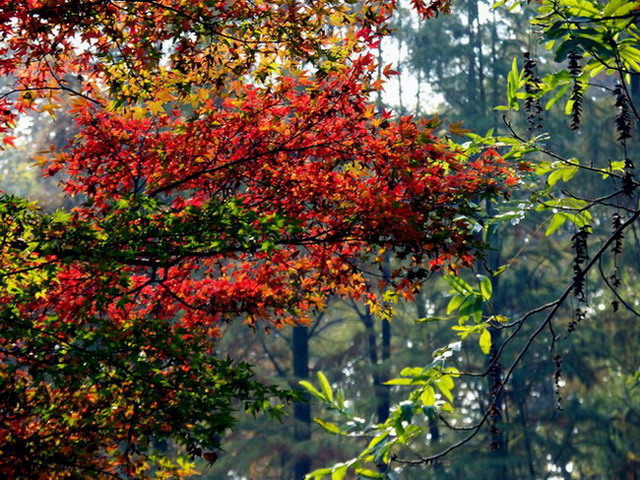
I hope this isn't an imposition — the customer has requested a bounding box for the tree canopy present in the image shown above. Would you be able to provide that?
[1,0,639,479]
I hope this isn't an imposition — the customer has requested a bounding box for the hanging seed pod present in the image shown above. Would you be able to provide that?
[571,226,590,300]
[568,306,586,333]
[523,52,543,130]
[614,84,632,142]
[611,213,624,255]
[622,158,636,195]
[553,354,563,410]
[568,51,584,131]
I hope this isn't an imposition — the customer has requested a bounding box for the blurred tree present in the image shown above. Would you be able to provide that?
[405,0,532,132]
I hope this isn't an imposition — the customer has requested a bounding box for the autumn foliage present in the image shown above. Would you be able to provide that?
[0,0,515,477]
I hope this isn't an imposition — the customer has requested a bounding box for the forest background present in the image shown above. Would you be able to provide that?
[0,0,638,479]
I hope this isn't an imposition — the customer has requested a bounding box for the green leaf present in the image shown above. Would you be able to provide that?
[299,381,324,401]
[317,372,334,402]
[610,160,626,172]
[588,62,606,77]
[438,375,455,390]
[457,295,477,319]
[603,0,639,17]
[446,294,464,314]
[548,165,578,186]
[436,381,454,403]
[564,97,575,115]
[545,213,566,236]
[366,433,389,452]
[260,240,275,252]
[507,58,520,109]
[416,316,448,323]
[478,275,492,301]
[52,210,71,223]
[420,386,436,406]
[306,467,332,479]
[315,418,341,434]
[472,297,484,324]
[545,84,570,110]
[446,275,475,295]
[400,402,414,423]
[563,212,592,228]
[400,367,424,377]
[331,465,348,480]
[355,468,384,478]
[384,378,414,386]
[620,46,640,72]
[493,264,510,276]
[452,325,474,339]
[479,329,492,355]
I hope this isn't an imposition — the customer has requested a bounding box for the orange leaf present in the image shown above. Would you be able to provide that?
[383,64,399,78]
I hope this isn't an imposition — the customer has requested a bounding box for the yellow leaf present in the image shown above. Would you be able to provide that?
[479,329,491,355]
[155,89,175,102]
[329,12,344,26]
[132,106,147,119]
[32,155,49,166]
[39,103,61,117]
[420,386,436,406]
[147,100,165,115]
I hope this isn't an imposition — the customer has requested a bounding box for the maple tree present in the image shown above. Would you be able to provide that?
[0,1,519,478]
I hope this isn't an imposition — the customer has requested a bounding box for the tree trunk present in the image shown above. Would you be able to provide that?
[466,0,478,108]
[292,326,311,479]
[380,317,391,422]
[490,9,500,131]
[360,307,391,424]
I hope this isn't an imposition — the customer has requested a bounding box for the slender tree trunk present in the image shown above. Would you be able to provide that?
[396,15,405,113]
[380,317,391,422]
[631,74,640,106]
[475,2,486,118]
[376,42,383,111]
[378,256,392,423]
[631,12,640,105]
[292,326,311,479]
[490,10,500,131]
[466,0,478,107]
[360,307,390,423]
[416,69,423,115]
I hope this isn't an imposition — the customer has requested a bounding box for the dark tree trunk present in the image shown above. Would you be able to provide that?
[360,307,390,424]
[378,256,393,423]
[379,317,391,422]
[631,73,640,106]
[292,325,311,479]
